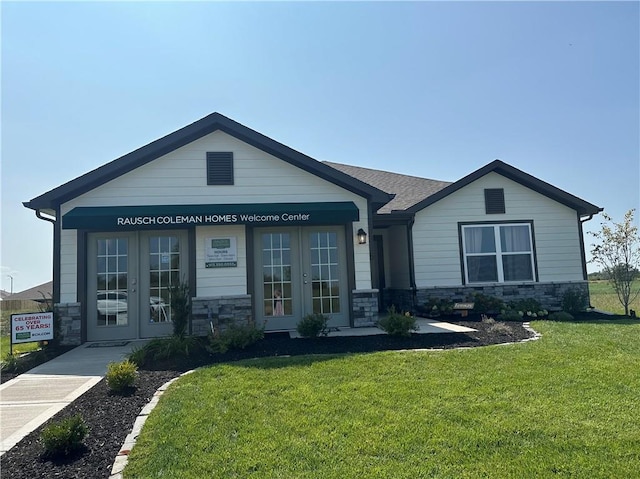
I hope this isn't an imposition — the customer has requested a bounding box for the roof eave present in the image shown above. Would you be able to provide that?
[24,112,391,210]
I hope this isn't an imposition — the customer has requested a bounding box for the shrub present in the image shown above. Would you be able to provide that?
[209,321,265,353]
[482,317,512,335]
[296,313,329,338]
[106,360,138,392]
[562,288,589,314]
[378,306,418,337]
[548,311,575,322]
[496,310,523,322]
[41,414,88,457]
[1,352,19,372]
[169,280,191,338]
[508,298,542,314]
[128,336,205,367]
[424,298,455,316]
[472,293,505,314]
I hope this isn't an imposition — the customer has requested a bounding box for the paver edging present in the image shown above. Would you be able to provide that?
[108,370,195,479]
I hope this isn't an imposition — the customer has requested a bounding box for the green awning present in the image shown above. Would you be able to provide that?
[62,202,360,230]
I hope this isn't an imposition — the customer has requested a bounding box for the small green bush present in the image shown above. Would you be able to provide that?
[41,414,88,457]
[296,313,329,338]
[472,293,505,314]
[169,280,191,338]
[128,336,205,367]
[209,322,265,353]
[378,306,418,337]
[562,288,589,314]
[548,311,575,322]
[508,298,543,314]
[106,360,138,392]
[1,352,19,372]
[424,298,455,316]
[496,310,523,322]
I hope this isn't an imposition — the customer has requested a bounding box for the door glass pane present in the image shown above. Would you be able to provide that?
[262,233,292,316]
[148,236,179,324]
[310,232,340,314]
[96,238,128,327]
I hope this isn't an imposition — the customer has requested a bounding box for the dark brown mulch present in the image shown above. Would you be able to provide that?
[1,319,535,479]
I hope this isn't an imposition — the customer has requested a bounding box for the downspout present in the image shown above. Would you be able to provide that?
[34,209,60,305]
[579,212,598,308]
[578,213,595,281]
[407,215,417,313]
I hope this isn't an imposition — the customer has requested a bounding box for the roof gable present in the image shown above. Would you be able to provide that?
[407,159,602,217]
[25,113,392,211]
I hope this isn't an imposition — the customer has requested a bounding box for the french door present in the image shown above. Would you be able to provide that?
[87,231,188,341]
[255,226,349,331]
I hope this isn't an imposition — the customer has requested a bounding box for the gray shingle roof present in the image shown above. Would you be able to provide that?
[323,161,452,214]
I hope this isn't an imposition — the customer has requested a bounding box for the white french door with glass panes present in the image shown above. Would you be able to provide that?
[255,227,349,331]
[87,231,188,341]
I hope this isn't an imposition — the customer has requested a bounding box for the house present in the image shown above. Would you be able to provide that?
[24,113,602,345]
[1,281,53,312]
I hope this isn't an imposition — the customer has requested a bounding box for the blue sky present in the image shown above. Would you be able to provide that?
[1,1,638,292]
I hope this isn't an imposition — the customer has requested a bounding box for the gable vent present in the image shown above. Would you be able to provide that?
[485,188,505,214]
[207,152,234,185]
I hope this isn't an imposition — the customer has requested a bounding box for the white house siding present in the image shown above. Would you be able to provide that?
[59,228,77,302]
[413,172,584,288]
[59,130,372,291]
[195,225,247,297]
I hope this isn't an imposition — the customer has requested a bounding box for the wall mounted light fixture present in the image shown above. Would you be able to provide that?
[357,228,367,245]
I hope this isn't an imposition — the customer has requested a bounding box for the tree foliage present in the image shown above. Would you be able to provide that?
[590,209,640,315]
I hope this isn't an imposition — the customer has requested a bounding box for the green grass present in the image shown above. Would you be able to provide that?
[1,308,44,360]
[124,320,640,478]
[589,280,640,314]
[0,335,40,357]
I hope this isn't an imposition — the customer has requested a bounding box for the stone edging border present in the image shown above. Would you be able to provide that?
[108,370,195,479]
[109,322,542,477]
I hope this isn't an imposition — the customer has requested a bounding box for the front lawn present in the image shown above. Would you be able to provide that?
[124,320,640,478]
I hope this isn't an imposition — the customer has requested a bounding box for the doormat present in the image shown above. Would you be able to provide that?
[86,341,130,348]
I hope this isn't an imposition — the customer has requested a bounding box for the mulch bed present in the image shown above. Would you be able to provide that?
[0,318,542,479]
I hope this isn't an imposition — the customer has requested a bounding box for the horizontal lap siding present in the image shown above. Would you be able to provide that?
[60,131,371,293]
[59,229,77,302]
[413,172,584,288]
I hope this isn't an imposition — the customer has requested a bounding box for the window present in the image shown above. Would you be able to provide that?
[461,223,535,283]
[206,152,233,185]
[484,188,505,214]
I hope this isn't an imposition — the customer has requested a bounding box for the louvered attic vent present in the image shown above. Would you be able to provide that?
[484,188,505,214]
[207,152,234,185]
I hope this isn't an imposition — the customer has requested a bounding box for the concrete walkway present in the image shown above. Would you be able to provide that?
[0,341,146,455]
[289,317,476,338]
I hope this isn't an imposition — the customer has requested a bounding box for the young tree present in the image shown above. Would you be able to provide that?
[590,209,640,316]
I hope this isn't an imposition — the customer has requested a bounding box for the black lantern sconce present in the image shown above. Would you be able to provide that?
[357,228,367,245]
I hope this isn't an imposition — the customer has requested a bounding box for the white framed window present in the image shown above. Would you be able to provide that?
[461,223,535,283]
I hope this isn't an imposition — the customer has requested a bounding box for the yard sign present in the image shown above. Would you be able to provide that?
[11,312,54,351]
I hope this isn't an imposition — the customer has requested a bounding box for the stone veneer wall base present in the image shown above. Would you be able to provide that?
[54,303,82,346]
[383,281,590,314]
[352,289,379,327]
[191,295,253,336]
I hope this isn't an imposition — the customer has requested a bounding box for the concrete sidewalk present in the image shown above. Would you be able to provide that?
[0,341,145,455]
